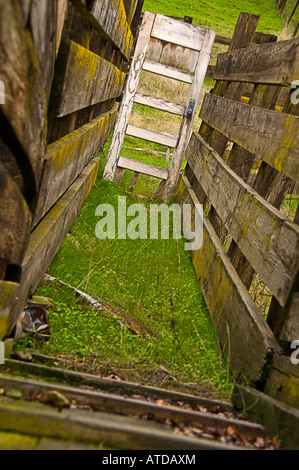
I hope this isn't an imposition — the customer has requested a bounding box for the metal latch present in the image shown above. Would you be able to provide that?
[186,100,195,119]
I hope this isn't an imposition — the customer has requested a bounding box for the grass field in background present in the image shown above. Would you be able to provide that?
[142,0,283,36]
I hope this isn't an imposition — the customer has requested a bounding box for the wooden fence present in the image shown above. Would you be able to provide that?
[176,13,299,414]
[0,0,143,340]
[276,0,299,36]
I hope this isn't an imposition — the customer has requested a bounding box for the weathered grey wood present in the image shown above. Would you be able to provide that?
[129,171,139,191]
[114,167,125,185]
[176,173,281,382]
[150,13,206,51]
[103,12,156,180]
[134,92,185,116]
[233,384,299,450]
[50,40,126,118]
[0,164,32,266]
[118,157,168,180]
[29,0,58,100]
[146,38,200,73]
[0,282,19,340]
[0,396,241,451]
[33,104,119,227]
[0,0,47,195]
[126,124,178,147]
[156,28,216,202]
[143,60,193,83]
[213,38,299,85]
[70,0,133,61]
[185,132,299,307]
[8,155,101,334]
[264,354,299,409]
[200,93,299,183]
[228,12,260,51]
[0,374,265,437]
[279,292,299,342]
[3,359,233,411]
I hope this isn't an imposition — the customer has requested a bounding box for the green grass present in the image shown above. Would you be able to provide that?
[18,159,233,399]
[142,0,283,36]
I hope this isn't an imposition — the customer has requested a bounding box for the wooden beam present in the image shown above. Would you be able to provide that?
[0,282,19,341]
[33,104,119,227]
[0,164,32,266]
[185,132,299,307]
[134,92,185,116]
[126,124,178,147]
[146,38,200,74]
[118,157,168,180]
[3,358,233,412]
[176,173,281,383]
[0,374,265,437]
[200,94,299,183]
[70,0,134,61]
[213,38,299,86]
[8,155,101,334]
[0,0,47,196]
[151,13,206,51]
[49,40,126,118]
[0,395,240,451]
[143,60,194,83]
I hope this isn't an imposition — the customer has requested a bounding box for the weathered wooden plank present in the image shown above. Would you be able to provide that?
[233,384,299,450]
[0,0,47,195]
[129,171,139,191]
[118,157,168,180]
[103,12,156,180]
[8,155,101,334]
[0,282,19,341]
[176,173,281,382]
[126,124,177,147]
[29,0,58,100]
[145,38,200,73]
[0,396,239,451]
[0,374,265,437]
[213,38,299,85]
[185,132,299,306]
[151,13,206,51]
[3,359,233,411]
[279,292,299,343]
[71,0,133,61]
[264,355,299,409]
[50,40,126,118]
[143,60,193,83]
[33,104,119,227]
[200,94,299,183]
[0,164,32,266]
[134,92,185,116]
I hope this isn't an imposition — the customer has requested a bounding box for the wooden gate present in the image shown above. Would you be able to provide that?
[103,12,215,201]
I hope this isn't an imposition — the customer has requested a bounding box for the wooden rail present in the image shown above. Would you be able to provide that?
[176,13,299,406]
[0,0,143,338]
